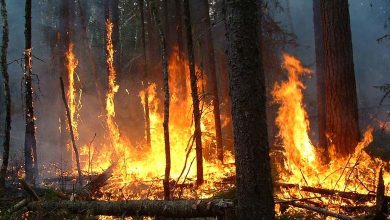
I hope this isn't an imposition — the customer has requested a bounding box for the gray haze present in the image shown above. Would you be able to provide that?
[0,0,388,173]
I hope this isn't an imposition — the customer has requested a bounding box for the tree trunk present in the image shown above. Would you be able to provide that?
[183,0,204,186]
[190,0,224,162]
[313,0,327,159]
[0,0,10,189]
[173,0,187,99]
[320,0,360,156]
[24,0,38,186]
[139,0,152,149]
[27,199,234,218]
[151,0,171,200]
[110,0,121,79]
[146,0,158,67]
[76,0,105,112]
[224,0,275,219]
[57,0,74,170]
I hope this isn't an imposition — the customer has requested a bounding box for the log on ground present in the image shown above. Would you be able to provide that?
[26,199,234,218]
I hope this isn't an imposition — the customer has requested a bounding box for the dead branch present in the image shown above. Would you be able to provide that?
[19,178,39,201]
[7,198,29,214]
[26,199,234,218]
[75,164,114,200]
[60,77,83,187]
[377,34,390,43]
[288,202,352,220]
[277,182,383,202]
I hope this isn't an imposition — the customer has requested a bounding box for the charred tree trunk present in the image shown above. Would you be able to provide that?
[173,0,187,100]
[57,0,75,170]
[225,0,275,219]
[313,0,327,159]
[76,0,105,111]
[174,0,184,55]
[146,0,158,67]
[139,0,152,149]
[320,0,360,156]
[0,0,10,189]
[183,0,204,186]
[110,0,121,78]
[151,0,171,200]
[24,0,38,186]
[191,0,224,162]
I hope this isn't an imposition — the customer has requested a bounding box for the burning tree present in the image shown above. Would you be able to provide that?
[1,1,390,219]
[24,0,38,186]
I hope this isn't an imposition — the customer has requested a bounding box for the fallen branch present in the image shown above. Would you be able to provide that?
[289,202,352,220]
[19,178,39,201]
[277,182,382,202]
[26,199,234,218]
[75,164,114,200]
[7,198,29,213]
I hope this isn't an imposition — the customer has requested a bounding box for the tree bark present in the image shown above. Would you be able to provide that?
[0,0,10,189]
[173,0,187,100]
[151,0,171,200]
[110,0,121,79]
[313,0,327,158]
[76,0,105,111]
[24,0,38,186]
[320,0,360,156]
[139,0,152,149]
[60,77,83,187]
[27,199,234,218]
[183,0,204,185]
[57,0,76,171]
[190,0,224,162]
[224,0,275,219]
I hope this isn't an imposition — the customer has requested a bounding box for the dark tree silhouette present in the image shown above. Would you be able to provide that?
[139,0,152,149]
[24,0,38,186]
[151,0,172,200]
[190,0,224,162]
[0,0,10,188]
[321,0,360,156]
[183,0,204,185]
[313,0,327,158]
[225,0,275,218]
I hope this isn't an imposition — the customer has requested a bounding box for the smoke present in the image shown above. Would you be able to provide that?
[0,0,388,177]
[276,0,390,129]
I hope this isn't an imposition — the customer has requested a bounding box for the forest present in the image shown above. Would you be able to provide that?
[0,0,389,219]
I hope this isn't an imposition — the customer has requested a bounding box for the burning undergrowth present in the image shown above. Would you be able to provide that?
[48,20,388,218]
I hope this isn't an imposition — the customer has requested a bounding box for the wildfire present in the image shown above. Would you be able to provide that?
[273,54,317,170]
[65,43,80,138]
[274,53,386,200]
[74,41,385,210]
[77,43,234,200]
[105,19,126,159]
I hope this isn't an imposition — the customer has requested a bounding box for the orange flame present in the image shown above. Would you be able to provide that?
[274,53,385,197]
[65,43,80,138]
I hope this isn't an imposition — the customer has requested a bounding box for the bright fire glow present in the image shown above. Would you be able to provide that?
[274,53,386,199]
[65,43,80,138]
[77,23,234,200]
